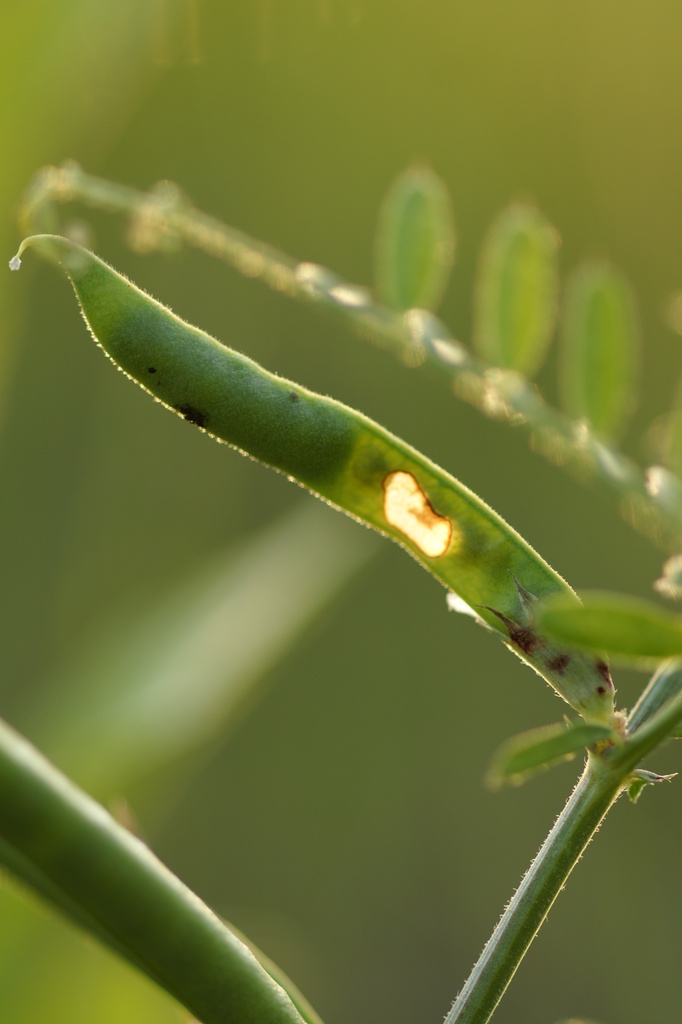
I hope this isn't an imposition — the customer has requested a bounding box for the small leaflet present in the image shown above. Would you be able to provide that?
[560,261,639,439]
[473,203,559,377]
[375,165,455,312]
[487,719,614,788]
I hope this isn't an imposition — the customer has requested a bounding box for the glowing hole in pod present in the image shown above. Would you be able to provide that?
[383,471,454,557]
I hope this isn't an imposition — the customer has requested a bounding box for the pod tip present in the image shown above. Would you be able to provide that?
[9,236,37,270]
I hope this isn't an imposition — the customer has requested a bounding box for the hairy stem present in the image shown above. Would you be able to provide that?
[444,758,621,1024]
[446,685,682,1024]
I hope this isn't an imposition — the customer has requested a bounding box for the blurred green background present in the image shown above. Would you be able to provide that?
[2,3,682,1023]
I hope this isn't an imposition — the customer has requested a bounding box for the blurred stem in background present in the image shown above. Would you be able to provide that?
[0,500,374,1021]
[19,162,682,555]
[28,502,376,798]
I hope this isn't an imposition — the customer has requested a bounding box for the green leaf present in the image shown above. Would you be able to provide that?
[536,591,682,661]
[486,720,614,788]
[473,202,559,377]
[375,165,455,312]
[560,261,639,439]
[627,776,648,803]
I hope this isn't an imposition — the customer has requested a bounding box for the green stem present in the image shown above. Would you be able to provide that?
[444,757,622,1024]
[445,685,682,1024]
[620,687,682,765]
[626,658,682,734]
[0,716,311,1024]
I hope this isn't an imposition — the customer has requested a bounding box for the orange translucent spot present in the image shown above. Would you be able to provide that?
[383,471,453,557]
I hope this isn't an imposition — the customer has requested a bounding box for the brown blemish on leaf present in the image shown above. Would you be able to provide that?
[383,471,454,558]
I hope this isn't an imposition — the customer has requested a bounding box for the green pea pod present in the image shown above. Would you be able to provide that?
[560,261,639,439]
[473,203,559,377]
[11,234,615,724]
[375,165,455,312]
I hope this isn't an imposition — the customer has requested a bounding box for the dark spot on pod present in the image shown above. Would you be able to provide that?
[176,404,208,428]
[290,391,299,402]
[595,659,614,689]
[483,606,539,655]
[507,623,539,655]
[547,653,570,676]
[148,367,156,374]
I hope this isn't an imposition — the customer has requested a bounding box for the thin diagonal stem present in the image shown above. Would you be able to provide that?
[444,758,621,1024]
[445,684,682,1024]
